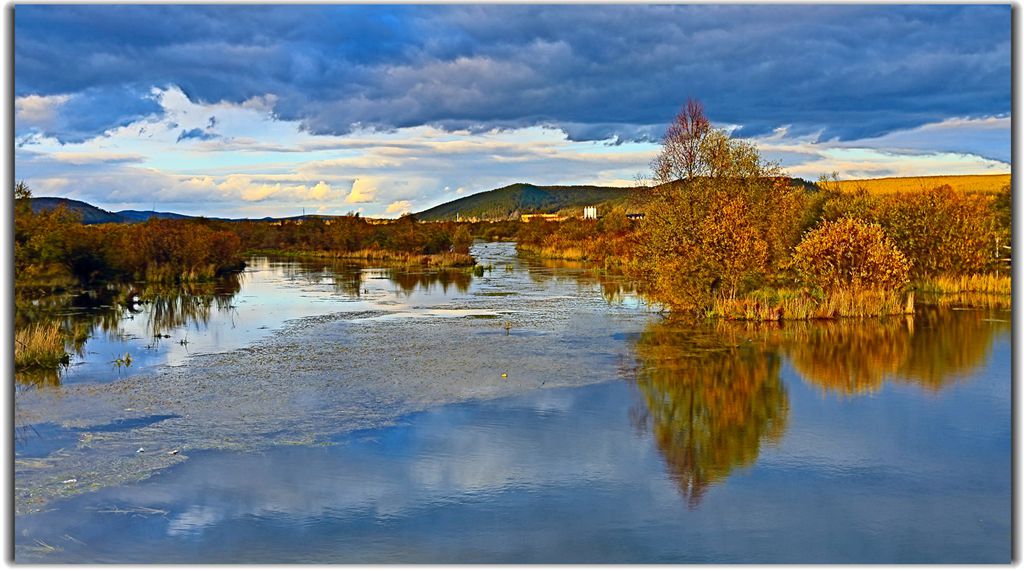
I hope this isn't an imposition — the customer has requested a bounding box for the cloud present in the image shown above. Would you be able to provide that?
[12,83,1009,219]
[385,200,412,215]
[15,86,162,143]
[15,93,70,129]
[14,5,1010,143]
[754,115,1011,179]
[177,127,219,142]
[345,179,376,204]
[49,151,145,165]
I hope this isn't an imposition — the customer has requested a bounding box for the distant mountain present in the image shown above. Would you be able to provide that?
[415,183,640,221]
[30,197,127,224]
[116,209,198,222]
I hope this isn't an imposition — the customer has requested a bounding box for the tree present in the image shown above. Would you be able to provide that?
[630,99,809,313]
[651,98,712,183]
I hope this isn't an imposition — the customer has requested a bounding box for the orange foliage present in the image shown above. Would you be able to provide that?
[792,218,910,292]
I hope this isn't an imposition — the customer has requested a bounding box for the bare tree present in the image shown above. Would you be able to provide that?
[652,98,712,183]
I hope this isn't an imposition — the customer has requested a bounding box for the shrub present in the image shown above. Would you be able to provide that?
[874,186,994,277]
[792,218,910,292]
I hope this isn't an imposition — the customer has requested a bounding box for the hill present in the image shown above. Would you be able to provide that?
[117,209,198,222]
[30,197,127,224]
[834,174,1010,195]
[415,178,819,221]
[415,183,639,221]
[30,198,204,224]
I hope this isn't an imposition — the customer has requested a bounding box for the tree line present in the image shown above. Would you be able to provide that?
[516,99,1011,319]
[14,185,479,290]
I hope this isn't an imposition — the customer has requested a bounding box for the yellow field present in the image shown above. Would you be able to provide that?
[835,174,1010,194]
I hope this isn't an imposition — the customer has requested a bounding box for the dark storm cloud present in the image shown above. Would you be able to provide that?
[14,85,163,143]
[14,5,1010,143]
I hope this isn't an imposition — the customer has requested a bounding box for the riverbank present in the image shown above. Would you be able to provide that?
[245,248,475,268]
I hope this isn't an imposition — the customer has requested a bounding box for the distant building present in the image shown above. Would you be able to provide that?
[626,213,645,221]
[583,206,598,220]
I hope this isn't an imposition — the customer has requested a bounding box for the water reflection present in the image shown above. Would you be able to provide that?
[264,257,365,296]
[632,306,1008,506]
[388,269,472,296]
[14,277,243,387]
[720,306,1010,396]
[139,278,242,339]
[13,257,484,386]
[522,257,640,304]
[632,325,788,507]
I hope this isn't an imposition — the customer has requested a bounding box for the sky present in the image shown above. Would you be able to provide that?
[14,5,1011,218]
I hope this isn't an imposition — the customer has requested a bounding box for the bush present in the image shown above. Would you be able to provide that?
[792,218,910,292]
[875,186,994,277]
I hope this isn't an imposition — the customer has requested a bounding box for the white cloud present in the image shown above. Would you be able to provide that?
[754,116,1011,180]
[385,200,412,215]
[345,178,377,204]
[15,94,70,130]
[49,151,145,165]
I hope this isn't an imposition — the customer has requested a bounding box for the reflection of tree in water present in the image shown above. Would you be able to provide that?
[772,318,914,396]
[138,275,242,338]
[632,323,789,508]
[729,306,1010,396]
[523,259,638,303]
[895,306,1008,391]
[273,256,475,297]
[389,269,472,296]
[14,274,243,386]
[631,306,1006,507]
[279,259,365,297]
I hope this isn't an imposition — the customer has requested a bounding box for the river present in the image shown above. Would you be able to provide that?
[13,242,1011,563]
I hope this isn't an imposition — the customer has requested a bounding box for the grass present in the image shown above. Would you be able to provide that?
[515,243,589,261]
[914,273,1011,295]
[15,322,69,370]
[834,174,1010,195]
[710,288,914,321]
[709,273,1011,321]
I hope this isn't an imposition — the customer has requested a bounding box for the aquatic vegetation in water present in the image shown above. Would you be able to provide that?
[915,273,1011,295]
[14,322,69,371]
[111,353,133,371]
[709,288,913,321]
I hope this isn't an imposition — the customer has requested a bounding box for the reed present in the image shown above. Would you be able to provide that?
[710,288,913,322]
[144,264,219,283]
[515,244,589,261]
[14,322,69,370]
[915,273,1011,295]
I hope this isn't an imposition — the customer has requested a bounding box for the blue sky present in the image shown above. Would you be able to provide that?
[14,5,1010,218]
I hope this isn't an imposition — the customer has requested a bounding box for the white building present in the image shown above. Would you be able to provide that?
[583,206,598,220]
